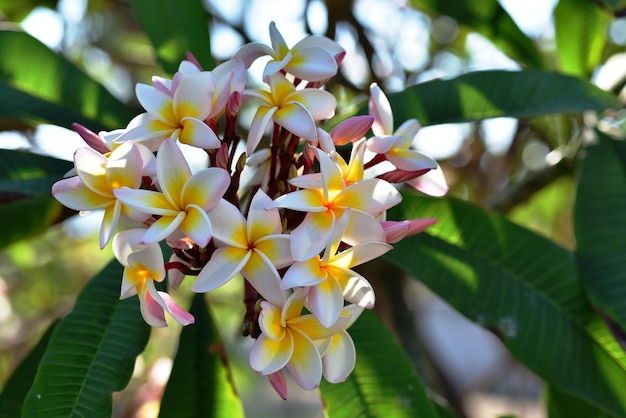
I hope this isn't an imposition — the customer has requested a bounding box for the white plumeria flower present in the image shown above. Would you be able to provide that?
[235,21,344,82]
[272,147,398,261]
[51,140,149,248]
[281,210,391,327]
[249,288,350,391]
[113,228,194,327]
[191,190,293,307]
[114,139,230,246]
[243,72,336,155]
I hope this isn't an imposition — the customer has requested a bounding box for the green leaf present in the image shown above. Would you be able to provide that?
[547,385,613,418]
[22,260,151,418]
[0,28,136,130]
[575,131,626,337]
[384,192,626,417]
[0,321,57,417]
[128,0,214,75]
[320,310,438,418]
[158,294,244,418]
[554,0,611,77]
[0,150,73,249]
[386,70,620,126]
[410,0,542,68]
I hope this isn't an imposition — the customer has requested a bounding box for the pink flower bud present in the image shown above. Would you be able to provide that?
[377,168,431,184]
[226,91,242,119]
[72,123,110,154]
[216,143,230,169]
[330,115,374,146]
[185,51,203,71]
[381,218,437,243]
[268,371,288,400]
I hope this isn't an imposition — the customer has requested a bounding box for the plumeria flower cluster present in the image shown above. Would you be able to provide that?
[51,22,442,398]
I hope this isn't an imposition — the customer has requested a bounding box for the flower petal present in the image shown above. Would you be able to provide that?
[387,148,437,172]
[73,147,109,197]
[249,332,294,375]
[52,176,112,211]
[307,277,344,328]
[242,250,287,307]
[207,199,247,247]
[181,167,230,212]
[173,72,216,121]
[136,83,176,125]
[271,189,326,212]
[287,329,323,390]
[179,117,221,149]
[157,291,195,326]
[100,201,122,249]
[247,189,282,240]
[138,285,168,327]
[254,234,293,269]
[286,46,338,82]
[268,371,288,400]
[105,140,143,190]
[114,188,178,216]
[369,82,393,136]
[179,204,213,247]
[274,102,317,141]
[335,179,402,214]
[247,106,277,155]
[330,265,375,308]
[141,212,186,244]
[322,330,356,383]
[191,247,250,292]
[258,301,286,341]
[290,211,335,261]
[157,139,192,208]
[281,258,326,290]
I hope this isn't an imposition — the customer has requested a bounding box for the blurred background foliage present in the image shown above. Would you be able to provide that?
[1,0,625,417]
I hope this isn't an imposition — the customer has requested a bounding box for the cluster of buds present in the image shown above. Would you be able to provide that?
[51,22,440,398]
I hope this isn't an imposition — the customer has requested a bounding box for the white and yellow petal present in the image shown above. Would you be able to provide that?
[249,332,294,375]
[191,246,250,292]
[181,167,230,212]
[179,204,213,247]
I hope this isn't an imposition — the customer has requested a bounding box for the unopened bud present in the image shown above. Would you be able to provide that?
[236,152,247,171]
[185,51,203,71]
[72,123,110,154]
[216,143,229,169]
[226,91,242,119]
[330,115,374,145]
[378,168,431,184]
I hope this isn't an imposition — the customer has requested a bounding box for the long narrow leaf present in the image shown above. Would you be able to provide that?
[575,131,626,339]
[0,321,57,417]
[320,310,438,418]
[547,385,613,418]
[0,150,73,248]
[158,294,244,418]
[0,28,136,131]
[384,193,626,417]
[386,70,620,126]
[22,260,151,417]
[128,0,214,75]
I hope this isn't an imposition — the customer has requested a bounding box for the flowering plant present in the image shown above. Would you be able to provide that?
[2,1,626,417]
[51,22,440,396]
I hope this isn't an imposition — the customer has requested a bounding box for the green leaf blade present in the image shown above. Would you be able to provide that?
[575,131,626,338]
[0,29,136,130]
[385,193,626,417]
[321,310,438,418]
[22,260,151,418]
[158,294,244,418]
[387,70,620,126]
[128,0,214,74]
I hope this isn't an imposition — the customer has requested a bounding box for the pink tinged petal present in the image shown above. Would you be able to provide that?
[112,228,146,261]
[286,47,338,82]
[100,201,122,249]
[286,329,323,390]
[73,147,109,196]
[116,114,171,151]
[290,211,335,261]
[139,286,168,327]
[178,117,221,149]
[394,119,421,144]
[167,254,188,289]
[377,168,431,184]
[157,139,192,207]
[207,199,247,247]
[191,247,250,293]
[308,277,344,328]
[273,103,317,141]
[254,235,293,269]
[247,189,282,240]
[387,149,437,172]
[136,83,177,125]
[381,218,437,243]
[173,72,216,120]
[287,89,336,120]
[366,135,400,154]
[72,123,110,153]
[268,371,288,400]
[408,165,449,197]
[258,301,286,340]
[247,106,277,155]
[294,35,344,57]
[120,270,138,298]
[182,167,230,212]
[250,332,294,375]
[141,212,186,244]
[333,241,393,269]
[369,82,393,136]
[271,189,326,212]
[105,141,143,190]
[113,188,178,216]
[330,115,374,146]
[322,330,356,383]
[281,258,327,290]
[157,291,195,326]
[52,177,112,211]
[336,179,402,213]
[241,251,286,307]
[233,42,275,67]
[179,204,213,247]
